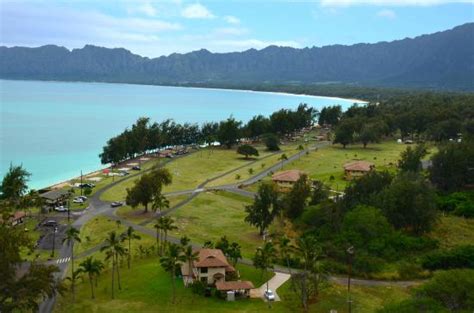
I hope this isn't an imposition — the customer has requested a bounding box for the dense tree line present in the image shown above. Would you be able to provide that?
[100,104,316,165]
[331,93,474,148]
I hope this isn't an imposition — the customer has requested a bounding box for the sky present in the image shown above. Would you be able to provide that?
[1,0,473,58]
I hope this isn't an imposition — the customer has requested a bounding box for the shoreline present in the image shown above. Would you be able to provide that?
[0,78,368,104]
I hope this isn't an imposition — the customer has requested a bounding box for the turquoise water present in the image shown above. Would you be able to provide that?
[1,79,362,190]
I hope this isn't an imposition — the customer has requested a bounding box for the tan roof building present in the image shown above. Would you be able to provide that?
[343,161,375,180]
[272,170,306,191]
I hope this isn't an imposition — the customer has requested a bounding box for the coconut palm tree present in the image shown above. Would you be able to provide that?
[160,243,185,304]
[151,193,169,214]
[253,241,277,293]
[153,219,163,255]
[101,231,126,298]
[182,245,199,286]
[77,257,104,299]
[161,216,177,254]
[123,226,141,269]
[279,153,288,169]
[62,226,81,301]
[278,235,294,276]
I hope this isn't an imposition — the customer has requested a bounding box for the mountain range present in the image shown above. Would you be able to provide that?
[1,23,473,91]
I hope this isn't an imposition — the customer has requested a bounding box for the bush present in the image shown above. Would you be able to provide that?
[422,245,474,271]
[397,261,426,280]
[437,191,474,218]
[352,253,384,275]
[417,269,474,311]
[377,297,448,313]
[262,133,280,151]
[190,281,207,296]
[388,233,439,257]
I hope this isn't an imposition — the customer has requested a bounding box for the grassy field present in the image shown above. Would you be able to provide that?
[54,256,410,313]
[163,191,261,259]
[115,194,190,223]
[429,215,474,249]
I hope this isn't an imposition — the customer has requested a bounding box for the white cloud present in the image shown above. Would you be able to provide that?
[181,3,215,19]
[223,15,240,24]
[321,0,473,6]
[136,2,158,17]
[377,9,396,18]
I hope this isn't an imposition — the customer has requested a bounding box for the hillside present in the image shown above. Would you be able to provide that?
[1,23,473,91]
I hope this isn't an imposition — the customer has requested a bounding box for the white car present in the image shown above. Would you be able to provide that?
[54,206,69,212]
[73,197,84,203]
[264,289,275,301]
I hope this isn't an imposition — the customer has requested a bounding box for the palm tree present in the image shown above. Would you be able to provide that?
[180,235,191,247]
[297,144,305,160]
[160,243,185,303]
[253,241,277,293]
[153,219,163,255]
[182,245,199,286]
[161,216,177,254]
[151,193,169,214]
[123,226,141,269]
[278,235,294,289]
[101,231,126,298]
[62,226,81,301]
[78,257,104,299]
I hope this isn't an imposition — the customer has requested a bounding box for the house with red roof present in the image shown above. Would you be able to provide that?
[343,161,375,180]
[271,169,306,191]
[181,248,236,285]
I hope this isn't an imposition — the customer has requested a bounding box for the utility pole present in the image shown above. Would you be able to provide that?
[347,246,355,313]
[80,170,83,196]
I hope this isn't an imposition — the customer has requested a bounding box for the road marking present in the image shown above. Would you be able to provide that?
[56,257,71,264]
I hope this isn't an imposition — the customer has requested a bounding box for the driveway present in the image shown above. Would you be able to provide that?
[250,272,291,301]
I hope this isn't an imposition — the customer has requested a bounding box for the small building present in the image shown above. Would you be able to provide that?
[216,281,254,299]
[182,248,236,286]
[343,161,375,180]
[40,189,70,208]
[0,211,27,226]
[272,170,305,191]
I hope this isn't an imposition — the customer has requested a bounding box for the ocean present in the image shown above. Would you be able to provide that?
[0,79,363,190]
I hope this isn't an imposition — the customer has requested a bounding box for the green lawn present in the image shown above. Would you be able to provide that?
[115,194,190,223]
[164,191,261,259]
[429,215,474,249]
[54,256,410,313]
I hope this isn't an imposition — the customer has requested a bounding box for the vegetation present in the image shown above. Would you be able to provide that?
[244,182,280,236]
[237,144,259,159]
[62,226,81,301]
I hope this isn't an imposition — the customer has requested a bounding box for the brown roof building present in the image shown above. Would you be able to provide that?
[272,170,306,190]
[343,161,375,180]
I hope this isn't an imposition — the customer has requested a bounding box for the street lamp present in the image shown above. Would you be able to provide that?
[51,226,58,257]
[347,246,355,313]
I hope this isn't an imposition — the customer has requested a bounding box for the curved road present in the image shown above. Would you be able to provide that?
[38,142,419,312]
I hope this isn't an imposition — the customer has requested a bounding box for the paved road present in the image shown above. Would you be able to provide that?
[37,142,419,312]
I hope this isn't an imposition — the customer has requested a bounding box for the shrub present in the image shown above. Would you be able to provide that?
[262,133,280,151]
[352,253,384,275]
[190,281,207,296]
[397,261,426,280]
[437,191,474,218]
[377,297,448,313]
[422,245,474,271]
[417,269,474,311]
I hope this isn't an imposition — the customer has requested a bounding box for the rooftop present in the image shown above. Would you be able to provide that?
[272,170,305,182]
[343,161,375,172]
[40,189,70,201]
[195,248,232,269]
[215,280,255,291]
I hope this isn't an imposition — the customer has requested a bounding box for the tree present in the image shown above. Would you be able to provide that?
[262,133,280,151]
[358,122,383,148]
[218,116,242,148]
[284,174,311,219]
[215,236,230,254]
[62,226,81,301]
[292,235,328,312]
[245,182,280,236]
[126,168,172,213]
[182,245,199,286]
[123,226,141,269]
[429,141,474,191]
[0,215,63,311]
[279,153,288,168]
[253,242,277,287]
[201,122,219,147]
[160,243,185,304]
[153,219,163,255]
[246,115,271,139]
[77,257,104,299]
[160,216,177,254]
[100,231,125,299]
[0,164,31,205]
[309,180,329,206]
[378,172,438,235]
[278,235,294,278]
[318,105,342,126]
[227,242,242,267]
[341,205,393,255]
[180,235,191,247]
[151,194,170,214]
[237,144,259,159]
[333,122,354,148]
[398,144,427,173]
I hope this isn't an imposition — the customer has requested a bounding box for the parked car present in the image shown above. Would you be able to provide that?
[73,197,84,203]
[43,220,58,227]
[132,166,141,171]
[111,201,124,208]
[119,171,129,176]
[54,206,69,212]
[79,183,95,188]
[264,289,275,301]
[78,196,88,201]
